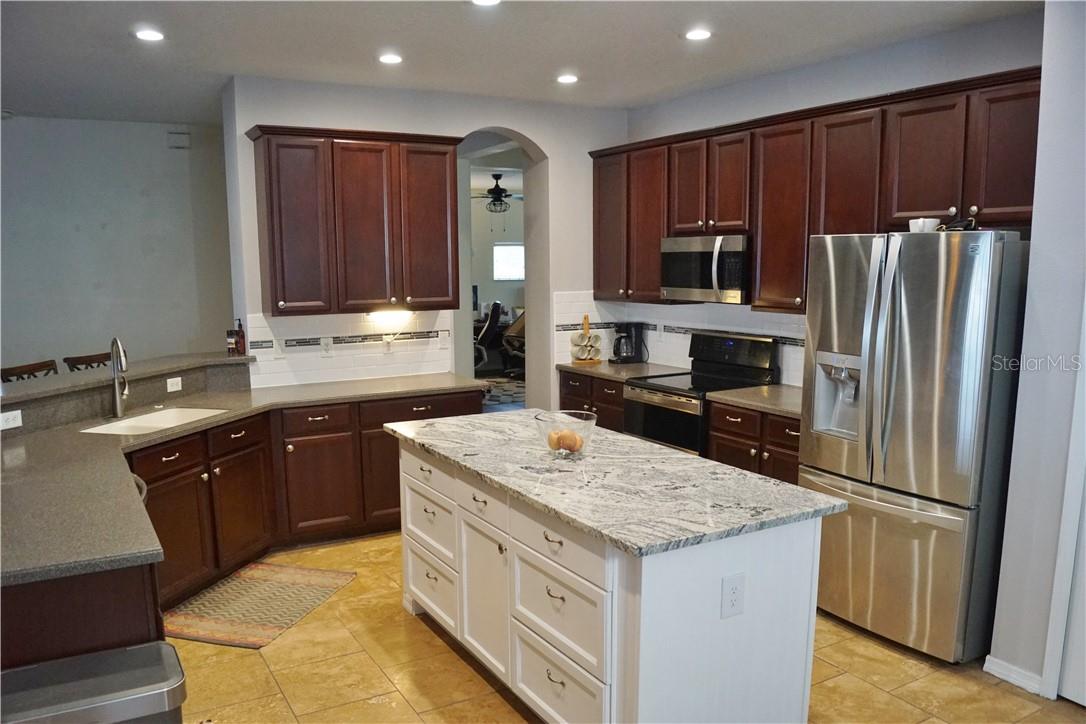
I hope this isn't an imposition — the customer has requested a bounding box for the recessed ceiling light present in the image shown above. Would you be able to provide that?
[379,53,403,65]
[472,0,501,6]
[556,74,579,85]
[134,27,165,42]
[685,28,712,41]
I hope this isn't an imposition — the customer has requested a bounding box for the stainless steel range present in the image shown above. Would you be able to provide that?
[624,332,779,455]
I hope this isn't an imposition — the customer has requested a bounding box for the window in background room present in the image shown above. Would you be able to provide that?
[493,243,525,281]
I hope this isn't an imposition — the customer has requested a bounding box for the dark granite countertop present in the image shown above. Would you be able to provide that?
[0,351,254,405]
[1,373,487,586]
[706,384,803,418]
[555,361,687,383]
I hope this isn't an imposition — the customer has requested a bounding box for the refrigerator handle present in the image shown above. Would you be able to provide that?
[801,469,966,533]
[860,235,886,477]
[711,235,722,300]
[871,234,902,483]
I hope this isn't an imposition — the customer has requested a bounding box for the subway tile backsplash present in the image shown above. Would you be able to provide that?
[552,291,807,387]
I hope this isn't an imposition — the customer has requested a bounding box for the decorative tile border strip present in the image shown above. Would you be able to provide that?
[283,338,321,348]
[659,324,805,346]
[554,322,658,332]
[249,340,274,350]
[277,330,443,349]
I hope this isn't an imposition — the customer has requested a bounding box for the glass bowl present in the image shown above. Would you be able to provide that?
[534,410,597,457]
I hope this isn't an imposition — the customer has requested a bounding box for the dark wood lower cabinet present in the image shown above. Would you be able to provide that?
[706,402,801,484]
[360,427,402,530]
[592,402,624,433]
[210,444,273,571]
[760,444,800,485]
[707,433,761,472]
[283,431,363,537]
[144,466,217,606]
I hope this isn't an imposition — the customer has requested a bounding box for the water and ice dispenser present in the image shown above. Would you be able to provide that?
[811,351,862,440]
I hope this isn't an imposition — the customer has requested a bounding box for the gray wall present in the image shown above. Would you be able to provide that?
[470,196,525,312]
[989,0,1086,684]
[1,117,233,368]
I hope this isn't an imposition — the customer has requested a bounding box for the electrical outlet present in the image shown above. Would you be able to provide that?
[383,334,395,353]
[166,377,182,392]
[721,573,745,619]
[1,410,23,430]
[320,337,333,358]
[439,330,449,350]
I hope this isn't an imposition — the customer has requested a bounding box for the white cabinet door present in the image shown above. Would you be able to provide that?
[460,512,511,683]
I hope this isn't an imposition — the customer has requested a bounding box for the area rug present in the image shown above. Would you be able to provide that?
[163,562,355,648]
[483,377,526,406]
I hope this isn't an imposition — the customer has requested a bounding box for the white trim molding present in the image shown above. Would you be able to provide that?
[985,655,1045,695]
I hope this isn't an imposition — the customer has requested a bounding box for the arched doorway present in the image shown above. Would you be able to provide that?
[455,128,548,411]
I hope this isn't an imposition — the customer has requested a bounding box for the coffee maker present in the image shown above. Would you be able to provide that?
[611,322,647,364]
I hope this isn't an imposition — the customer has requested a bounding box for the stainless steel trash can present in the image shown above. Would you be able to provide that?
[1,641,185,723]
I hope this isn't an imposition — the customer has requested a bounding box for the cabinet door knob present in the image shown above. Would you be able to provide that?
[794,297,802,306]
[968,205,979,215]
[749,448,757,457]
[762,451,770,460]
[618,288,625,296]
[697,219,704,227]
[213,466,222,475]
[286,444,294,453]
[200,472,209,482]
[626,289,633,296]
[497,542,507,555]
[406,296,413,303]
[948,206,958,216]
[390,296,397,304]
[591,406,598,413]
[708,219,716,227]
[277,301,286,309]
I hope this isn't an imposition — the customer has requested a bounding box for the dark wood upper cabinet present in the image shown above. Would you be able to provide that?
[399,143,459,309]
[593,154,628,301]
[751,121,811,311]
[810,109,882,236]
[964,81,1040,225]
[250,126,461,316]
[209,444,273,571]
[258,136,335,314]
[880,94,968,229]
[283,430,363,537]
[333,140,400,311]
[707,131,751,232]
[144,466,218,605]
[626,146,668,302]
[668,139,708,235]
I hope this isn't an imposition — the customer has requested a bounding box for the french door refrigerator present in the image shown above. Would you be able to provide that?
[798,231,1029,662]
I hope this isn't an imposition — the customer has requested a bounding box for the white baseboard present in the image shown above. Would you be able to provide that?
[984,655,1049,697]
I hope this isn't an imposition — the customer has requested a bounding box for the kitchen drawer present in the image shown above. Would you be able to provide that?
[511,619,609,724]
[511,541,609,681]
[510,498,608,589]
[764,414,802,450]
[402,474,458,570]
[710,402,762,440]
[405,536,459,637]
[208,414,269,458]
[592,402,624,434]
[457,474,509,532]
[590,378,623,405]
[558,372,591,401]
[358,391,482,429]
[130,434,207,481]
[401,446,457,500]
[282,404,352,435]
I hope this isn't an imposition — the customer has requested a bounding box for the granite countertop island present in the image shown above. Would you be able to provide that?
[707,383,803,417]
[386,408,843,557]
[1,373,487,586]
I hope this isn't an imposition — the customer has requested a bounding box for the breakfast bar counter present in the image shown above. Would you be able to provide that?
[386,409,845,723]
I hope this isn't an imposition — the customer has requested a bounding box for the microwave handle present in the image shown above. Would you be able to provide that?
[711,235,722,297]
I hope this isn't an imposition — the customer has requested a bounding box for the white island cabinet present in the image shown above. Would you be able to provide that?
[387,410,845,723]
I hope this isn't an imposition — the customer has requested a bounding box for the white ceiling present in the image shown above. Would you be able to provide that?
[1,1,1039,125]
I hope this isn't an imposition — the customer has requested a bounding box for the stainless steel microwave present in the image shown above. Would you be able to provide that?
[660,235,749,303]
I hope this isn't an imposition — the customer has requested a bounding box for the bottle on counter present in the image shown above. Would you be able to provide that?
[226,328,237,355]
[234,318,246,356]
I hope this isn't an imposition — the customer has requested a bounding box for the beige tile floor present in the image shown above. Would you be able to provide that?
[175,533,1086,724]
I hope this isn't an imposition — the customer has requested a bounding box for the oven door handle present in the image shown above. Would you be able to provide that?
[624,386,703,415]
[711,235,722,300]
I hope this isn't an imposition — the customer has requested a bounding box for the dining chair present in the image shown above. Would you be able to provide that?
[62,352,112,372]
[1,360,59,383]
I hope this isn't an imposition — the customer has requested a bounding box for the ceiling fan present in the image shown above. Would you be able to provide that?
[471,173,523,213]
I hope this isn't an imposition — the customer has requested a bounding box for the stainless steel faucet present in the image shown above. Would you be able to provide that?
[110,337,129,418]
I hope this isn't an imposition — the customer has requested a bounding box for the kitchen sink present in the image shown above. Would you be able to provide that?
[81,408,228,435]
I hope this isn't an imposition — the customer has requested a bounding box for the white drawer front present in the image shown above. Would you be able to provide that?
[511,541,610,682]
[512,619,608,724]
[457,475,509,532]
[405,537,459,637]
[403,474,457,570]
[401,446,456,500]
[510,498,608,589]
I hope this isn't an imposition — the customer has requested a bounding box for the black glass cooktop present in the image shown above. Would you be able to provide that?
[627,371,774,398]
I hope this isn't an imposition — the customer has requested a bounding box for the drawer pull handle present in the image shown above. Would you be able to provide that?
[725,415,742,423]
[542,531,564,546]
[229,430,247,439]
[161,452,181,462]
[545,668,566,687]
[568,380,580,387]
[785,428,800,437]
[497,542,507,554]
[412,405,432,412]
[307,415,329,422]
[603,387,616,394]
[424,570,438,582]
[471,494,488,506]
[422,506,437,517]
[545,586,566,603]
[419,465,432,474]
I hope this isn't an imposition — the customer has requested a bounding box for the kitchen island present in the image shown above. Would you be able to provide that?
[386,409,845,723]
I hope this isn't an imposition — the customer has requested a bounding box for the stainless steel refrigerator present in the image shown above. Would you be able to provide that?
[798,231,1029,663]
